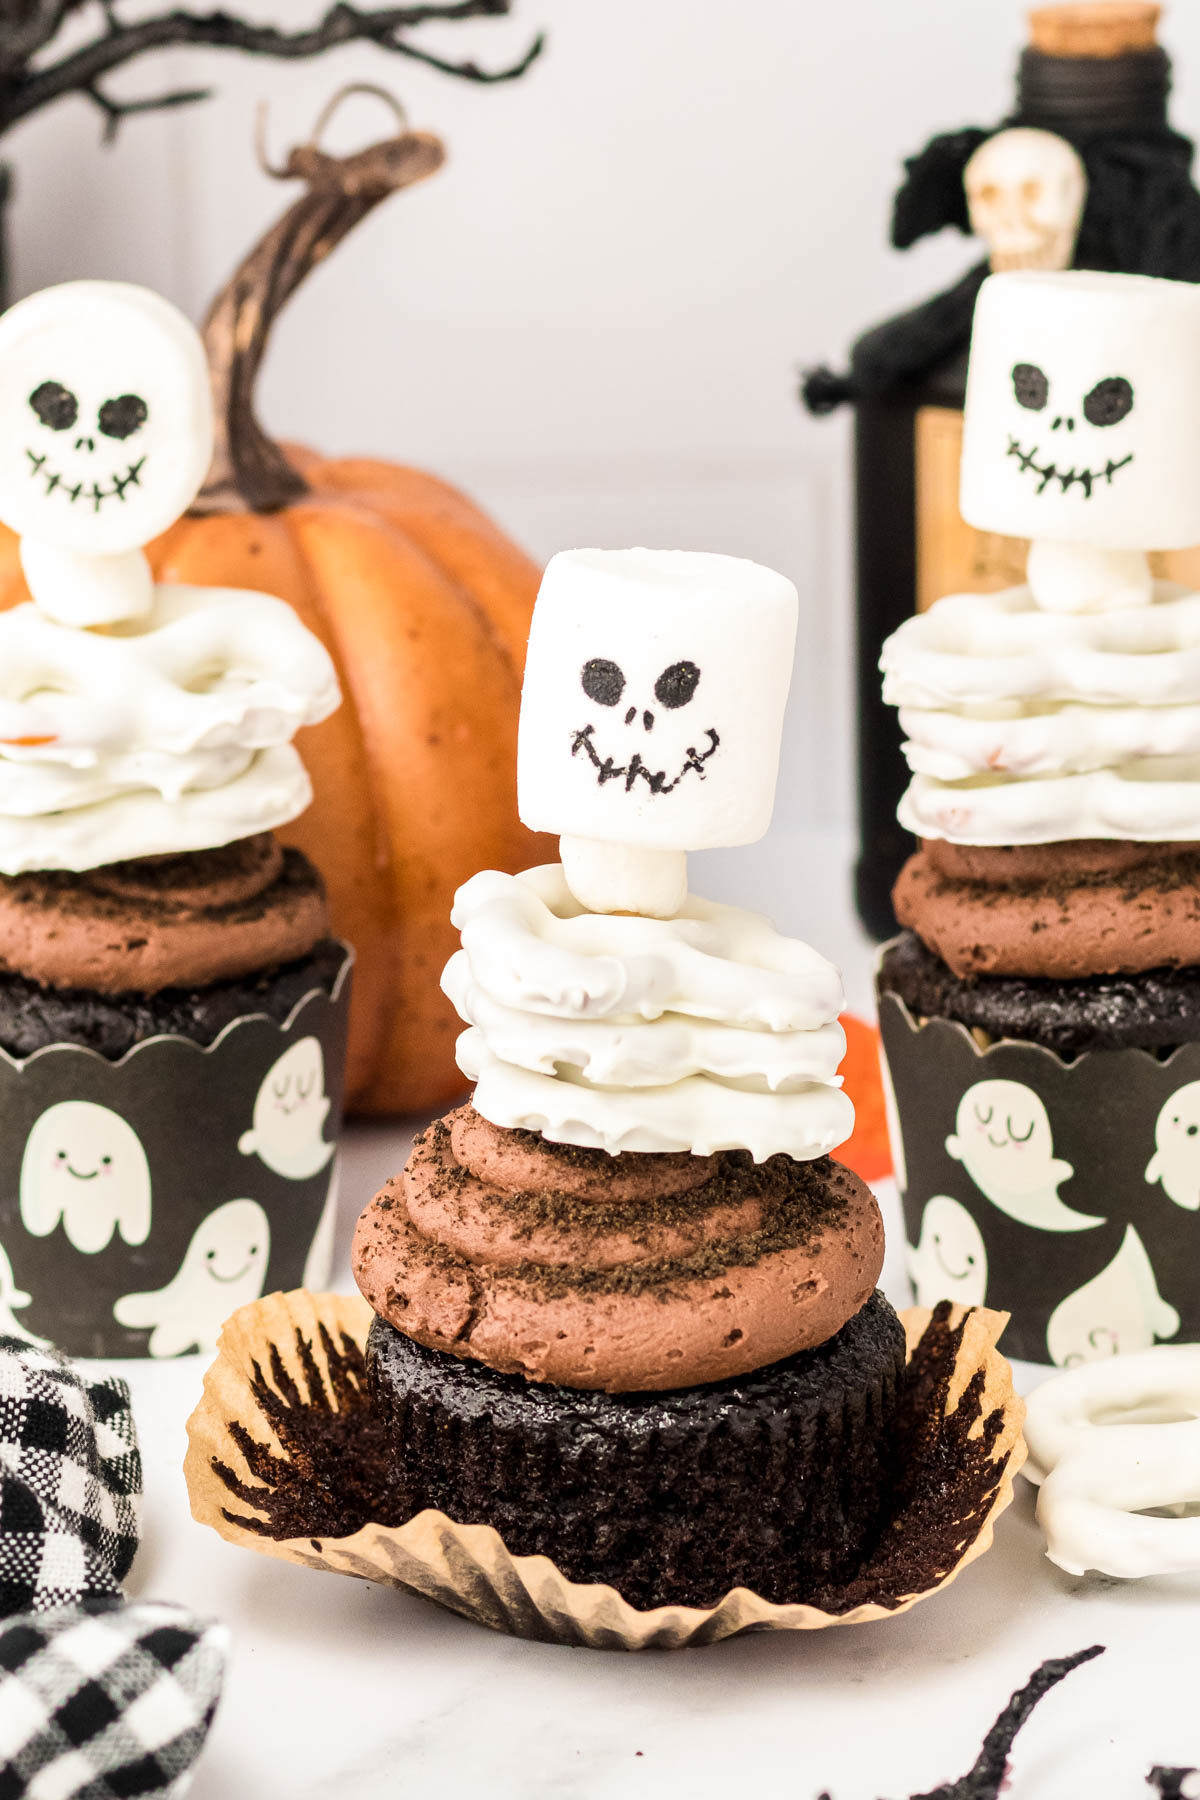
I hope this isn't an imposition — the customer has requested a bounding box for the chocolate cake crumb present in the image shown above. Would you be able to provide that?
[410,1118,856,1301]
[920,843,1200,906]
[532,1155,851,1299]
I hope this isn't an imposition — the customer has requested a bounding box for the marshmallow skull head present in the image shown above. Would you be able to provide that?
[517,549,799,852]
[964,128,1087,273]
[960,269,1200,551]
[0,280,213,556]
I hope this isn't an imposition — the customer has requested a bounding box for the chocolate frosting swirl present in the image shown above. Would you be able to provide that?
[352,1106,884,1393]
[895,838,1200,979]
[0,833,329,995]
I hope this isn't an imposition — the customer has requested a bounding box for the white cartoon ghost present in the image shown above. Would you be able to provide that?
[0,1243,46,1346]
[906,1195,988,1309]
[238,1038,334,1181]
[1145,1080,1200,1210]
[20,1102,151,1254]
[945,1079,1103,1233]
[1046,1224,1181,1368]
[113,1198,269,1357]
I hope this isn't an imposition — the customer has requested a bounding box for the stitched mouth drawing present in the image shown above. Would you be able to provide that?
[24,450,146,512]
[1006,436,1132,498]
[571,723,720,793]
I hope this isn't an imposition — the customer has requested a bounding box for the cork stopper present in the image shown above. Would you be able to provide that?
[1028,3,1161,58]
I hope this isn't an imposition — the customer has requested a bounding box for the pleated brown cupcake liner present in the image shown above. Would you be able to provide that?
[184,1288,1026,1651]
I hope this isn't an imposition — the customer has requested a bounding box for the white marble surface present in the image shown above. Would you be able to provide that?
[108,837,1200,1796]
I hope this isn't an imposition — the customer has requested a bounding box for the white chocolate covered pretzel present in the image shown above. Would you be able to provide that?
[443,863,853,1161]
[0,585,338,871]
[1025,1346,1200,1578]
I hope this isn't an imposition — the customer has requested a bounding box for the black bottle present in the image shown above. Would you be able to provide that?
[804,1,1200,940]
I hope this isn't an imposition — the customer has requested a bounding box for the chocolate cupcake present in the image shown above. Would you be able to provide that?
[0,279,349,1355]
[879,268,1200,1363]
[356,1109,900,1607]
[343,547,911,1608]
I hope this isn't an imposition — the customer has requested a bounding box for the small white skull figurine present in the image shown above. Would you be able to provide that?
[517,548,798,917]
[0,281,213,627]
[959,269,1200,612]
[964,128,1087,274]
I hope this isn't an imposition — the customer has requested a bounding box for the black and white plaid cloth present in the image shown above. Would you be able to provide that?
[1151,1773,1200,1800]
[0,1338,225,1798]
[0,1603,226,1800]
[0,1340,140,1617]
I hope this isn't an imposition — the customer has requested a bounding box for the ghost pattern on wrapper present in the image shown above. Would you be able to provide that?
[516,549,799,916]
[1145,1081,1200,1212]
[945,1079,1104,1234]
[906,1195,988,1309]
[19,1102,151,1256]
[1046,1224,1181,1368]
[113,1198,270,1358]
[959,270,1200,612]
[238,1037,335,1182]
[0,1242,45,1345]
[0,282,213,627]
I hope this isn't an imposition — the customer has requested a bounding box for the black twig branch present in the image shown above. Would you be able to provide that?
[0,1,83,75]
[908,1646,1106,1800]
[0,0,544,138]
[84,76,211,141]
[818,1646,1107,1800]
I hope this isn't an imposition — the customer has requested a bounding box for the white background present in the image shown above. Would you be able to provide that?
[18,0,1200,841]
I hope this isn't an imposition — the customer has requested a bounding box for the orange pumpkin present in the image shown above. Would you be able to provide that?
[0,101,547,1116]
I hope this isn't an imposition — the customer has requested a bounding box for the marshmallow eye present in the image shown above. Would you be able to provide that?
[1082,375,1134,428]
[580,658,625,707]
[29,380,78,431]
[1012,362,1049,412]
[97,393,148,441]
[654,661,701,709]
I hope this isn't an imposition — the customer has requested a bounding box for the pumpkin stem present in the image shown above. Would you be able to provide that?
[195,87,446,515]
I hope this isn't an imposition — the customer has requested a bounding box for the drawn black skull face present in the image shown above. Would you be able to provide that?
[960,271,1200,552]
[25,379,151,516]
[1004,360,1136,498]
[0,281,214,556]
[517,547,799,853]
[571,654,719,794]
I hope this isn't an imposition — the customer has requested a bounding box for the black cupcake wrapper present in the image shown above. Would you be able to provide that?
[878,947,1200,1365]
[0,947,352,1358]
